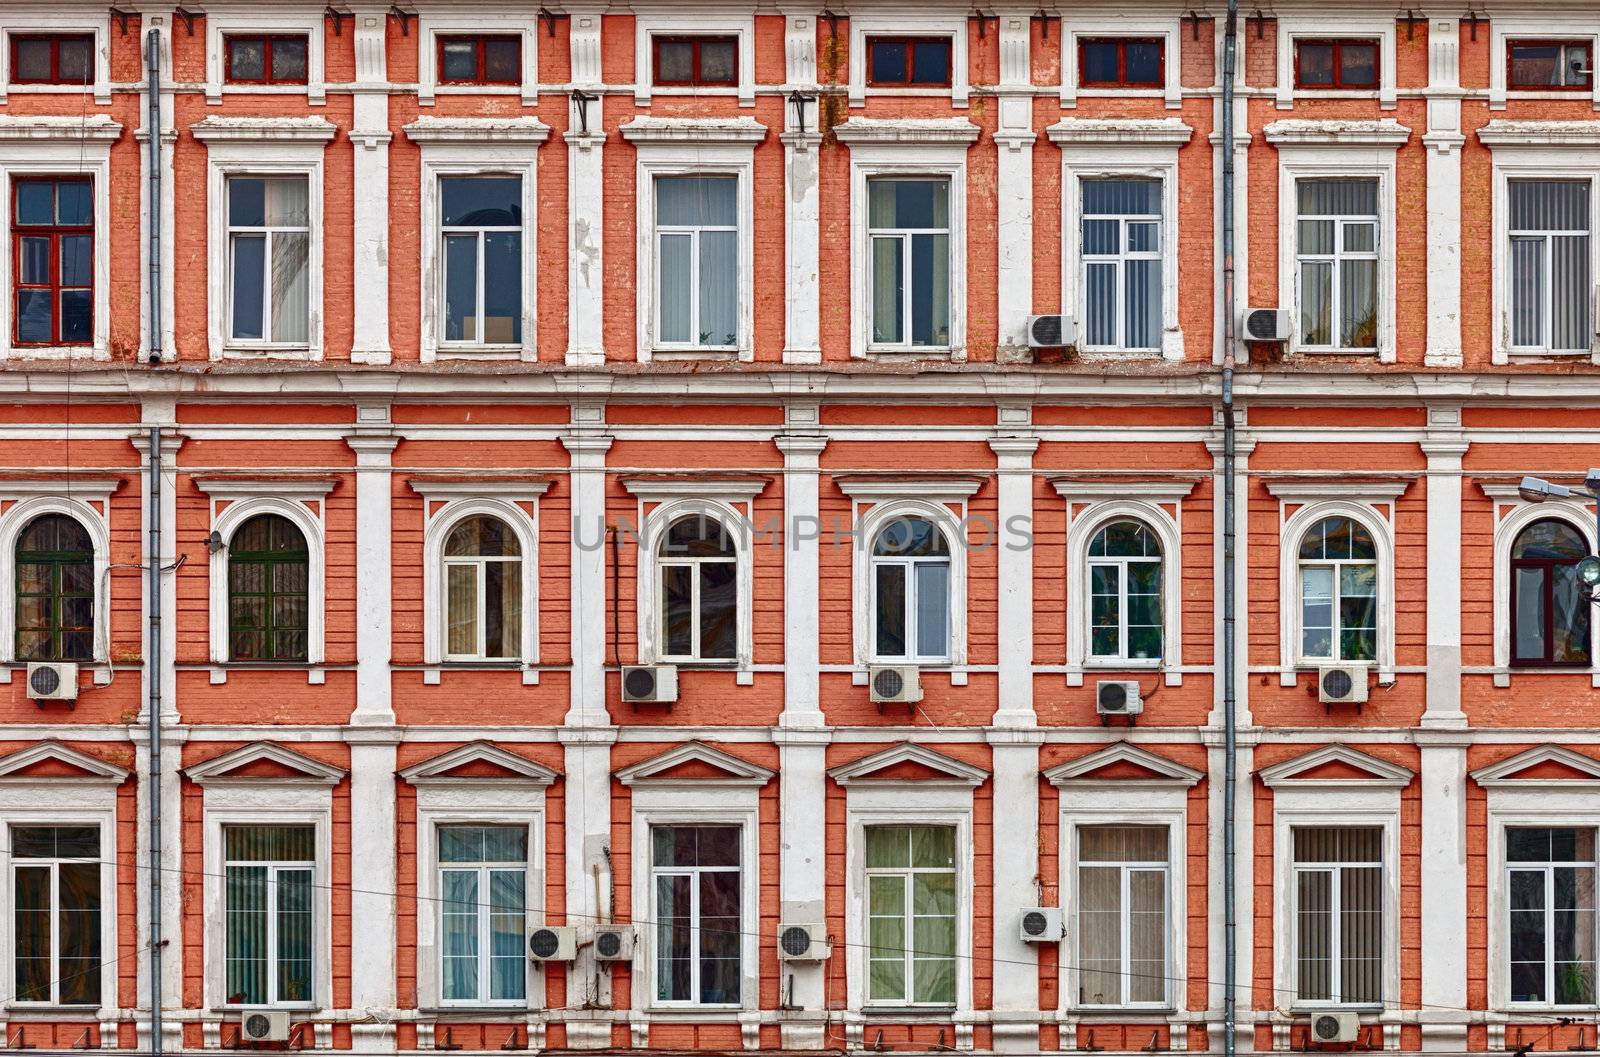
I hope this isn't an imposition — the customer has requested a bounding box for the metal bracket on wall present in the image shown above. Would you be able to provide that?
[325,6,351,35]
[1398,9,1425,40]
[110,7,134,34]
[388,4,414,36]
[1034,8,1059,39]
[173,7,199,35]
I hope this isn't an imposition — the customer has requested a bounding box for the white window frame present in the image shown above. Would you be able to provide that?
[837,480,980,669]
[1504,178,1595,355]
[1473,747,1600,1012]
[1267,484,1404,682]
[836,119,976,361]
[417,13,537,107]
[848,15,968,107]
[0,19,111,105]
[1489,20,1600,109]
[1045,743,1200,1014]
[1048,120,1189,361]
[193,117,334,362]
[0,487,113,665]
[0,119,118,361]
[620,119,762,362]
[404,118,548,363]
[222,172,313,351]
[1263,745,1409,1014]
[633,14,755,107]
[1480,127,1600,365]
[1275,18,1397,109]
[1056,486,1191,674]
[625,479,763,671]
[221,826,317,1007]
[1480,485,1600,674]
[203,9,326,105]
[402,743,554,1012]
[864,173,954,355]
[1292,180,1380,355]
[0,743,124,1013]
[414,483,546,667]
[619,744,771,1014]
[1266,121,1406,363]
[1059,19,1182,109]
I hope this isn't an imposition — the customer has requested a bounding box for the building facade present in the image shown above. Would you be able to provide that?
[0,1,1597,1054]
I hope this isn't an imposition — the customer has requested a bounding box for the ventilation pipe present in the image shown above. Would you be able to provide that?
[1219,1,1240,1056]
[144,26,165,1057]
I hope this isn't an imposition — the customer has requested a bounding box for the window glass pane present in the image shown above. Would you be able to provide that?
[1297,42,1334,85]
[1083,219,1120,256]
[910,232,949,346]
[57,182,91,225]
[229,38,266,80]
[874,563,906,657]
[488,869,526,1001]
[1084,262,1116,347]
[664,515,735,557]
[909,39,950,84]
[443,234,478,343]
[1128,868,1166,1003]
[1339,41,1378,86]
[15,181,55,226]
[441,868,478,1000]
[13,865,50,1002]
[441,177,521,227]
[1300,565,1334,658]
[1298,219,1334,256]
[1513,519,1589,560]
[870,179,948,229]
[225,825,314,863]
[699,870,741,1003]
[656,40,693,82]
[1090,563,1119,658]
[655,872,691,1001]
[229,178,266,228]
[1084,178,1161,216]
[1297,868,1333,1002]
[1299,178,1378,217]
[869,40,907,83]
[1508,237,1541,343]
[1081,40,1119,82]
[440,39,478,81]
[16,289,53,344]
[698,560,737,660]
[60,235,91,287]
[230,235,265,340]
[700,40,737,83]
[1125,40,1162,84]
[19,237,49,285]
[483,38,519,81]
[55,38,89,84]
[1552,563,1592,664]
[1551,233,1592,350]
[57,865,101,1003]
[276,868,313,1003]
[870,236,902,344]
[482,231,521,344]
[1514,565,1548,662]
[1078,864,1121,1004]
[13,39,54,82]
[1081,825,1168,862]
[868,873,906,1002]
[446,563,478,656]
[1341,864,1383,1004]
[226,864,267,1004]
[1299,260,1332,346]
[445,515,520,557]
[866,826,909,869]
[1510,867,1548,1002]
[911,825,955,868]
[699,228,738,346]
[1343,221,1376,253]
[658,232,692,344]
[270,231,310,343]
[261,176,308,224]
[1126,258,1161,349]
[657,176,736,228]
[662,563,693,657]
[272,37,308,81]
[914,561,948,657]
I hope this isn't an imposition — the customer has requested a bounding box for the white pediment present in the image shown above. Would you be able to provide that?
[0,740,129,784]
[615,742,774,787]
[1043,742,1203,788]
[1471,745,1600,788]
[1259,744,1414,789]
[184,741,346,786]
[399,741,559,786]
[827,743,988,787]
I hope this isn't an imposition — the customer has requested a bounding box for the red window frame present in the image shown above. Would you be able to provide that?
[8,34,94,86]
[11,178,93,348]
[436,34,521,86]
[1077,36,1165,88]
[865,36,953,88]
[651,35,739,87]
[1509,518,1593,668]
[1293,38,1380,89]
[223,34,310,85]
[1507,39,1593,91]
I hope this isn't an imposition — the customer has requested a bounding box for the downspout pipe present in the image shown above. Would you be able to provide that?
[145,28,164,1057]
[1219,2,1239,1057]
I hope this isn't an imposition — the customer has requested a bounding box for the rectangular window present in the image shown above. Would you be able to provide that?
[439,825,526,1005]
[866,824,956,1006]
[866,37,953,87]
[1509,179,1592,353]
[652,36,737,86]
[1296,178,1379,351]
[1076,825,1167,1006]
[651,825,741,1005]
[1079,37,1164,88]
[1507,827,1597,1006]
[12,177,92,347]
[868,178,951,349]
[437,35,520,85]
[1294,39,1379,88]
[439,176,523,349]
[224,824,314,1006]
[12,825,100,1005]
[655,176,738,349]
[1081,178,1163,351]
[226,176,310,346]
[1293,827,1383,1006]
[1509,40,1592,89]
[9,34,93,86]
[225,35,309,85]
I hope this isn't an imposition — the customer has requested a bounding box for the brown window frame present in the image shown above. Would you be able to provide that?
[864,36,954,88]
[1292,38,1380,90]
[1506,39,1593,91]
[12,177,94,349]
[1077,36,1165,89]
[223,34,311,86]
[651,35,739,87]
[1509,518,1594,668]
[8,33,94,86]
[436,34,522,86]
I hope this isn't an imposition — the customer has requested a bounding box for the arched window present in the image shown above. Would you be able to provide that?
[1088,520,1163,662]
[15,514,93,662]
[1511,518,1591,666]
[1297,516,1377,662]
[871,517,951,662]
[443,515,522,661]
[228,513,310,662]
[658,514,736,662]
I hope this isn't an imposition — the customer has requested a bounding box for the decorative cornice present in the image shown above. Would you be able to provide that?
[1046,118,1193,146]
[190,116,339,143]
[407,478,552,503]
[832,117,982,146]
[402,116,553,145]
[1263,119,1412,148]
[834,477,983,503]
[0,741,128,784]
[622,478,768,504]
[1477,120,1600,149]
[1262,480,1413,503]
[0,479,121,502]
[0,115,123,143]
[192,478,337,499]
[618,116,768,146]
[1052,479,1197,502]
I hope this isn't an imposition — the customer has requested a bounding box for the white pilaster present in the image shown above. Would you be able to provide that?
[559,728,618,1032]
[777,410,827,727]
[566,10,607,366]
[562,422,613,727]
[994,12,1035,360]
[349,7,392,364]
[1421,407,1467,726]
[782,12,822,364]
[137,10,177,362]
[1417,734,1470,1053]
[1423,18,1465,367]
[989,429,1038,726]
[987,733,1043,1052]
[347,416,399,726]
[345,735,399,1047]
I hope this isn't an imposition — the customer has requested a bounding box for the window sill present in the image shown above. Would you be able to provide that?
[1286,1005,1384,1015]
[417,1005,538,1015]
[432,345,526,359]
[1504,348,1594,359]
[649,347,740,360]
[5,1003,103,1014]
[3,345,103,360]
[865,346,956,359]
[220,345,315,359]
[645,1006,747,1018]
[1290,347,1383,357]
[212,1004,320,1014]
[1069,1006,1178,1017]
[860,1006,959,1018]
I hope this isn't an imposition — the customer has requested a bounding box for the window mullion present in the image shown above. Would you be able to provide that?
[49,860,61,1004]
[1547,866,1557,1003]
[266,864,279,1005]
[689,228,702,346]
[477,559,488,658]
[478,864,492,1003]
[1120,864,1132,1005]
[900,232,913,349]
[1330,864,1344,1003]
[903,870,915,1002]
[689,865,703,1003]
[477,231,488,344]
[689,556,702,661]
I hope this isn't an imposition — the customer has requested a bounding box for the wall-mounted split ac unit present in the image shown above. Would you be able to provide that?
[592,924,634,961]
[621,665,677,704]
[527,925,577,962]
[1317,665,1369,705]
[1018,907,1065,943]
[1025,314,1078,349]
[1241,307,1290,342]
[26,662,77,703]
[1095,680,1143,717]
[1310,1011,1359,1044]
[239,1009,290,1043]
[777,922,830,962]
[868,665,922,705]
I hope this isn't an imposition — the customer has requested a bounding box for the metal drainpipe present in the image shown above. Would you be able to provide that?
[1219,1,1239,1056]
[145,26,164,1057]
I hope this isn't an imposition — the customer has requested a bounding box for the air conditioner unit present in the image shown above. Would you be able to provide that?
[1095,680,1143,716]
[26,662,78,703]
[1241,307,1290,343]
[592,924,634,961]
[1019,907,1065,943]
[777,922,830,962]
[527,924,577,962]
[1310,1011,1359,1044]
[620,665,677,704]
[1317,664,1369,705]
[868,665,922,705]
[1025,314,1078,349]
[239,1009,290,1043]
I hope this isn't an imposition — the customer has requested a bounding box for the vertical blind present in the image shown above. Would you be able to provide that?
[1081,178,1162,351]
[1509,180,1591,352]
[1294,827,1382,1005]
[1296,179,1378,350]
[224,825,314,1006]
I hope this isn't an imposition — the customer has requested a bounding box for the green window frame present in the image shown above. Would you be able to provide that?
[865,824,957,1007]
[228,513,310,662]
[15,513,93,662]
